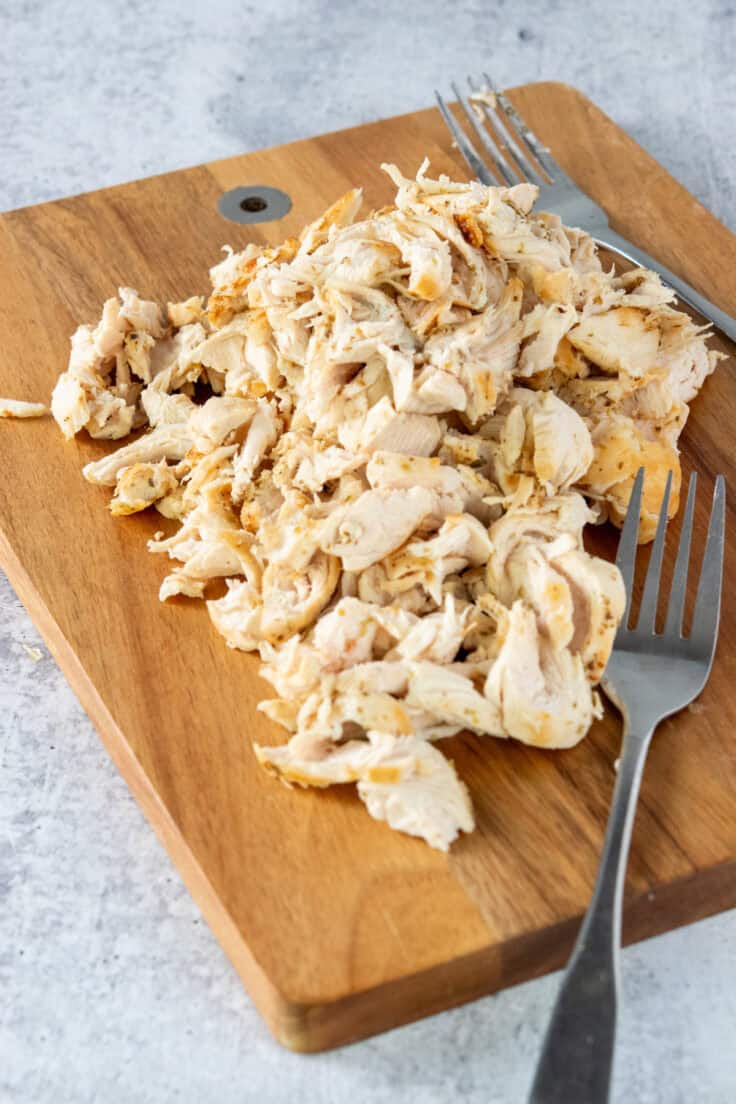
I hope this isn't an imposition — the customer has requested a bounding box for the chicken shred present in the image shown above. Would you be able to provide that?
[48,162,721,851]
[0,398,48,418]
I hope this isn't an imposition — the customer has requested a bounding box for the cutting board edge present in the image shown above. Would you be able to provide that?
[179,83,573,189]
[0,522,294,1040]
[1,100,458,219]
[0,82,585,221]
[3,79,735,288]
[270,856,736,1052]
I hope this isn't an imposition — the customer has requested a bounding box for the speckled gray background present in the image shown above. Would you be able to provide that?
[2,1,735,1101]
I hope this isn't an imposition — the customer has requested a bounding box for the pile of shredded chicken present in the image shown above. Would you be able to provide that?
[48,163,720,850]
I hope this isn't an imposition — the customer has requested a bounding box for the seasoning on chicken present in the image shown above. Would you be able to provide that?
[110,461,179,516]
[49,161,721,849]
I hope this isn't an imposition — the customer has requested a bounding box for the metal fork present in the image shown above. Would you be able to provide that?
[436,76,736,343]
[527,467,726,1103]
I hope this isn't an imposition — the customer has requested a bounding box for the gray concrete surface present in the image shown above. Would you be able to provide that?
[2,1,735,1101]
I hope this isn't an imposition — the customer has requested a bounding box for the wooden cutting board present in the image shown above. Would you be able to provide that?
[1,82,734,1053]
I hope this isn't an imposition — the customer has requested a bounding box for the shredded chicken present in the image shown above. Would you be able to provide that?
[48,162,721,850]
[0,398,48,418]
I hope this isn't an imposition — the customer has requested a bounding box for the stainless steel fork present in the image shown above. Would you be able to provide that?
[436,76,736,343]
[527,467,726,1103]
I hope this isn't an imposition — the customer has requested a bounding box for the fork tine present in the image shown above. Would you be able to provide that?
[469,75,545,186]
[435,91,495,186]
[483,73,563,183]
[689,475,726,655]
[615,467,645,626]
[451,80,515,186]
[663,472,698,637]
[635,470,673,631]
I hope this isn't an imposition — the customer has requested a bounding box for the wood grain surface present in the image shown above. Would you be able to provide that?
[0,82,734,1053]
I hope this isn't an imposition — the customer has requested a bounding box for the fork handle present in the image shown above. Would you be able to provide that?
[528,725,654,1104]
[594,228,736,343]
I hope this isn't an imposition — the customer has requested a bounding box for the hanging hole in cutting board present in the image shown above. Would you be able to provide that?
[218,185,292,224]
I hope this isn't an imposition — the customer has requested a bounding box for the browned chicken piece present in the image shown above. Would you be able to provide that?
[579,414,682,541]
[567,306,660,378]
[0,399,48,418]
[110,461,179,516]
[167,296,205,327]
